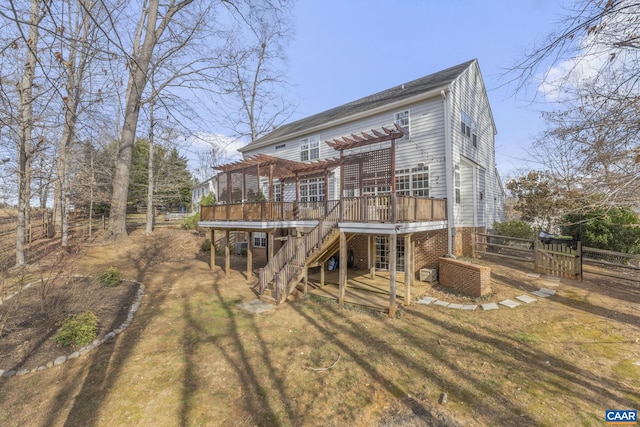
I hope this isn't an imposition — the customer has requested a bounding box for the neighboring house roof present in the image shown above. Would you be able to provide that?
[240,59,476,153]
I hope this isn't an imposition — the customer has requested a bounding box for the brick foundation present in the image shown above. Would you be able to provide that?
[438,256,491,297]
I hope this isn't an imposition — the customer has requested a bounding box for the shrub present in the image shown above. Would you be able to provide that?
[97,267,121,287]
[55,311,99,347]
[492,220,534,240]
[201,238,211,252]
[183,212,200,230]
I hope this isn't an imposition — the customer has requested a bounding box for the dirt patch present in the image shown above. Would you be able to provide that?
[0,276,139,372]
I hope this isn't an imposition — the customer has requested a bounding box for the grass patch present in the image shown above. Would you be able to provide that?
[512,331,540,345]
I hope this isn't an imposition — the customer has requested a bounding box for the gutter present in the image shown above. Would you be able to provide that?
[441,88,454,256]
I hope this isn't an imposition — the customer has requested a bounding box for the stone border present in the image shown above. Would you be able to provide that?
[0,277,145,379]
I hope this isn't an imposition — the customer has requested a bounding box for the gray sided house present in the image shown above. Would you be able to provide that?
[199,59,504,313]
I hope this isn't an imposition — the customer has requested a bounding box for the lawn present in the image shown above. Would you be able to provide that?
[0,228,638,426]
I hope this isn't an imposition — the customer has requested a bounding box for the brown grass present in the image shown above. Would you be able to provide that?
[0,228,638,426]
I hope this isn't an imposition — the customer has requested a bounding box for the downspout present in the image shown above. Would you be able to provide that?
[442,89,454,256]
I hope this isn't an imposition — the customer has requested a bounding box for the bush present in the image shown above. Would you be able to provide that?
[55,311,99,347]
[492,220,534,239]
[97,267,121,287]
[201,238,211,252]
[183,212,200,230]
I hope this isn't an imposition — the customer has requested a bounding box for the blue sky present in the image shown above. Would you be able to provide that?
[282,0,570,180]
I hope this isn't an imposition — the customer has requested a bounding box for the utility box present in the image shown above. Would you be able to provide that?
[420,268,437,283]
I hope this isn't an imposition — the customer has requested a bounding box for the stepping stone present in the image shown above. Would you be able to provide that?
[461,304,478,310]
[541,281,559,288]
[237,299,276,314]
[531,290,552,298]
[481,303,499,310]
[542,276,561,282]
[526,273,541,278]
[516,295,537,304]
[499,299,520,308]
[433,300,450,307]
[417,296,438,305]
[539,288,556,296]
[447,303,464,310]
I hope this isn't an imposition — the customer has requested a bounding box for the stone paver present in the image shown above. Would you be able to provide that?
[481,303,499,310]
[515,295,537,304]
[238,299,276,314]
[531,290,552,298]
[539,288,557,296]
[499,299,520,308]
[447,303,464,310]
[526,273,541,278]
[461,304,478,310]
[417,296,438,305]
[433,300,450,307]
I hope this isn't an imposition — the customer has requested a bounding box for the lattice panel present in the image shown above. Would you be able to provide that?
[342,148,391,193]
[230,170,244,202]
[218,172,228,203]
[244,165,260,201]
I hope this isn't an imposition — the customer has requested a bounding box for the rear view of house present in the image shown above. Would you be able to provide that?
[199,59,504,315]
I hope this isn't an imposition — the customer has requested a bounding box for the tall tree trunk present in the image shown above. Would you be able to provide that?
[107,0,193,241]
[16,0,42,266]
[146,99,155,234]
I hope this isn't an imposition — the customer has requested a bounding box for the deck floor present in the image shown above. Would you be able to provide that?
[306,269,431,312]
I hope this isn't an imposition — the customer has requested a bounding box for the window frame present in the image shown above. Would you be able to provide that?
[394,110,410,139]
[300,137,320,161]
[253,232,267,248]
[300,177,324,202]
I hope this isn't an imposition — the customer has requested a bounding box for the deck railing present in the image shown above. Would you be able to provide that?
[201,196,446,223]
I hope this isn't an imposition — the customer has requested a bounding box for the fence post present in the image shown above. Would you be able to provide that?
[577,241,583,281]
[471,232,476,258]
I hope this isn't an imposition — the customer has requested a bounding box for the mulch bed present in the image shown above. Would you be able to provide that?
[0,276,139,372]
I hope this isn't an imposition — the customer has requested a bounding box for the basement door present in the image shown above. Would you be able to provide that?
[374,236,405,272]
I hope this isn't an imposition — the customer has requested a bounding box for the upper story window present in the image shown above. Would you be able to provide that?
[300,177,324,202]
[395,110,410,138]
[300,137,319,161]
[461,111,477,147]
[454,165,461,204]
[395,165,429,197]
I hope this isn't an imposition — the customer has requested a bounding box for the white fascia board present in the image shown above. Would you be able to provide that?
[239,87,448,152]
[337,221,448,235]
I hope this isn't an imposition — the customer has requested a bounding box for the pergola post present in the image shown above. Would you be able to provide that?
[225,229,230,276]
[389,233,397,318]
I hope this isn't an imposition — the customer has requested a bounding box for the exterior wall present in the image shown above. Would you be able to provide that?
[438,257,492,297]
[413,229,449,277]
[448,61,503,228]
[349,235,369,270]
[243,97,447,201]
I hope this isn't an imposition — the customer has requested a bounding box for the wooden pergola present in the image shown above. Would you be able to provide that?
[325,124,409,317]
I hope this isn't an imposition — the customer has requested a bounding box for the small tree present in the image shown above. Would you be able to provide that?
[560,207,640,254]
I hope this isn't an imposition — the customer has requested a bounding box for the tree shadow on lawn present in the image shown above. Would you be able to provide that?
[39,237,182,427]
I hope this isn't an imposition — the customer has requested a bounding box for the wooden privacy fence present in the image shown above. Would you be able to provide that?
[474,232,640,283]
[534,241,581,280]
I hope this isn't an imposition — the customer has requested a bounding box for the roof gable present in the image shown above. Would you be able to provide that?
[240,59,476,152]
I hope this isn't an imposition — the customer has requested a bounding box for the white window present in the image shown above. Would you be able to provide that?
[395,110,410,138]
[461,111,477,147]
[300,137,319,161]
[300,177,324,202]
[273,181,282,202]
[253,232,266,248]
[395,166,428,197]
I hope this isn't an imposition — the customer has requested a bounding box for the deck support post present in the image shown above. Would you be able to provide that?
[246,232,253,281]
[225,229,230,276]
[339,231,347,305]
[210,229,216,271]
[369,235,375,279]
[389,233,397,318]
[404,234,413,306]
[320,261,325,286]
[268,231,275,261]
[303,266,308,294]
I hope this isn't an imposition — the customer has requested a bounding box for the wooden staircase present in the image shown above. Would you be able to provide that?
[258,202,342,304]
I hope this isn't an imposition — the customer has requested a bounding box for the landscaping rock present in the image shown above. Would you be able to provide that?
[54,356,67,365]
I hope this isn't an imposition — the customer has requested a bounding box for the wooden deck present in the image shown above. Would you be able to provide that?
[306,269,431,312]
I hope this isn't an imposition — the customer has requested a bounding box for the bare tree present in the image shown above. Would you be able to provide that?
[106,0,195,240]
[510,0,640,210]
